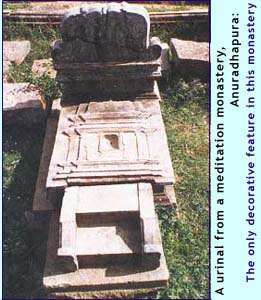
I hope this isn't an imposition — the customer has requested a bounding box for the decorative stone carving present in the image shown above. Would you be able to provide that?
[46,99,175,206]
[51,2,163,102]
[31,2,176,298]
[52,3,162,63]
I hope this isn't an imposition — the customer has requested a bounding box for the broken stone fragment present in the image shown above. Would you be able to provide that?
[170,38,209,77]
[3,83,45,125]
[170,38,209,63]
[3,40,31,65]
[52,2,162,64]
[51,2,163,101]
[31,58,57,78]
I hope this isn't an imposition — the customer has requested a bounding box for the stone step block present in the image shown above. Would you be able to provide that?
[3,40,31,65]
[44,210,169,298]
[57,183,160,271]
[170,38,209,77]
[3,83,45,125]
[31,58,57,78]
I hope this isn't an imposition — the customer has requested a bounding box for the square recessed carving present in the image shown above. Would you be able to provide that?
[101,134,120,151]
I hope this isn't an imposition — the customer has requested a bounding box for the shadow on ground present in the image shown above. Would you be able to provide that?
[3,121,49,299]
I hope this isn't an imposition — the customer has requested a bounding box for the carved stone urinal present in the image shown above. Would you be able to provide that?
[32,2,176,298]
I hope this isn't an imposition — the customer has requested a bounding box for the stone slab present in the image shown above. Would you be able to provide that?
[3,40,31,65]
[48,286,161,299]
[3,83,44,125]
[170,38,209,77]
[32,58,57,78]
[46,98,175,202]
[31,99,61,215]
[76,220,141,256]
[170,38,209,62]
[32,119,58,212]
[76,184,139,214]
[43,210,169,297]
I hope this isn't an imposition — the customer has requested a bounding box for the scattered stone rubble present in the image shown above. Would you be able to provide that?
[3,40,46,125]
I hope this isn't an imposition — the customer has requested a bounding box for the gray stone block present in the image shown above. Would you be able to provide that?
[3,83,44,125]
[53,2,161,63]
[170,38,209,77]
[3,40,31,65]
[31,58,57,78]
[44,210,169,297]
[160,42,170,78]
[51,3,163,101]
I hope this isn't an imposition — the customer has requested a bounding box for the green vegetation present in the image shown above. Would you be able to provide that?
[3,1,208,12]
[156,78,208,298]
[3,1,30,10]
[3,8,209,299]
[4,22,61,110]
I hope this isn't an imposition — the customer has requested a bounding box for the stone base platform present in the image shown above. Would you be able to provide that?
[44,211,169,298]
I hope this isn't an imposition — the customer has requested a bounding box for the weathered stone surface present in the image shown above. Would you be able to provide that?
[57,183,160,270]
[51,3,163,101]
[31,3,175,297]
[32,58,57,78]
[55,61,162,101]
[46,99,175,204]
[76,184,139,214]
[3,60,12,82]
[170,38,209,77]
[44,210,169,296]
[160,42,170,78]
[52,3,162,63]
[3,40,31,64]
[170,38,209,63]
[3,83,44,125]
